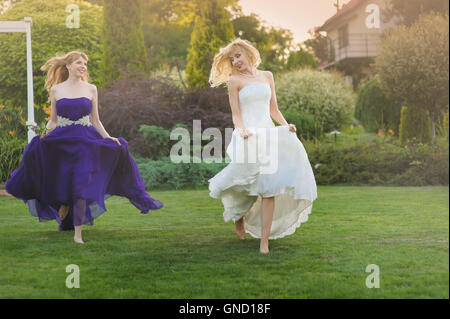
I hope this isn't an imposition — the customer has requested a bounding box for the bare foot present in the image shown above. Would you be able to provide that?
[260,238,269,254]
[234,218,246,240]
[74,236,84,244]
[59,205,69,220]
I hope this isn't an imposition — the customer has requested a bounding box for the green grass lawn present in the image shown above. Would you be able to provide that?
[0,186,448,298]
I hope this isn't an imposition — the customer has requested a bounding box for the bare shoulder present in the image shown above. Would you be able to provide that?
[261,70,274,80]
[51,82,62,92]
[87,82,97,98]
[87,82,97,91]
[227,75,240,90]
[49,84,60,99]
[228,74,239,85]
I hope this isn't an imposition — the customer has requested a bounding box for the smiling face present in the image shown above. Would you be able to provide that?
[229,47,251,73]
[66,56,87,78]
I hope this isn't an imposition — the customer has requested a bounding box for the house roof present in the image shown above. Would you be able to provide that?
[319,0,366,31]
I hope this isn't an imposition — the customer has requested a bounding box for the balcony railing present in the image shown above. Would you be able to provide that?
[327,33,381,63]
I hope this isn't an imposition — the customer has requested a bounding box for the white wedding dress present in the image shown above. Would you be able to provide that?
[208,82,318,239]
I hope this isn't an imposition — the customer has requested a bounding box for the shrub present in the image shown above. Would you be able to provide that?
[444,111,449,139]
[128,125,172,160]
[0,136,27,183]
[304,137,448,186]
[354,75,402,134]
[283,110,324,142]
[137,156,227,190]
[0,106,27,140]
[99,74,233,157]
[399,105,432,145]
[275,68,355,132]
[436,110,449,139]
[135,135,449,189]
[99,75,233,137]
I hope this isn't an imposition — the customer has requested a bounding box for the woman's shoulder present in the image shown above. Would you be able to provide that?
[228,74,239,83]
[51,82,62,91]
[227,75,241,88]
[259,69,273,78]
[87,82,97,93]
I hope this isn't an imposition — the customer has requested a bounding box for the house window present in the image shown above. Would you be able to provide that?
[338,24,349,49]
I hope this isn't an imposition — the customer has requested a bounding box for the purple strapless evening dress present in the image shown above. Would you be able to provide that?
[6,97,163,230]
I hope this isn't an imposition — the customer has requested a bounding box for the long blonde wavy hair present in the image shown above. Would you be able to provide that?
[40,51,90,101]
[209,38,261,88]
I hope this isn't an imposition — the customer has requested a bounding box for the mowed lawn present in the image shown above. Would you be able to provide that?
[0,186,448,298]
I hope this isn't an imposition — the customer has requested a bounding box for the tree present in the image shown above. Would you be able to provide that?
[0,0,103,107]
[140,1,294,74]
[303,27,329,65]
[142,21,192,71]
[375,12,449,139]
[285,48,317,71]
[231,9,294,73]
[354,75,402,134]
[382,0,449,26]
[140,0,193,71]
[398,104,432,145]
[185,0,234,88]
[100,0,149,86]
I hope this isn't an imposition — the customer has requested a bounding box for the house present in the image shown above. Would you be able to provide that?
[318,0,400,87]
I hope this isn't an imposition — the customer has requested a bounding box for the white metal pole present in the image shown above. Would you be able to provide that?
[24,17,36,143]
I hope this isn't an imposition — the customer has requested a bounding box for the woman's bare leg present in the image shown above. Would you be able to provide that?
[234,217,246,240]
[74,225,84,244]
[73,199,86,243]
[260,196,274,253]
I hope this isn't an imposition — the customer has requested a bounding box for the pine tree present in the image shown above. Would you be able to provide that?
[185,0,234,88]
[100,0,149,86]
[399,104,432,145]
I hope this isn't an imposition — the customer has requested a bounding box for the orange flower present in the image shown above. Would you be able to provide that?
[43,105,51,115]
[388,129,394,135]
[0,105,5,110]
[9,130,16,136]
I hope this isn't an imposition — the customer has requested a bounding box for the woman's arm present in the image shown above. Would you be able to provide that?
[47,87,58,129]
[266,71,296,132]
[228,76,253,138]
[89,84,121,145]
[266,71,289,126]
[41,87,58,138]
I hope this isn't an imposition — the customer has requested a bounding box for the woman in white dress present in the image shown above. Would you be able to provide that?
[208,38,318,254]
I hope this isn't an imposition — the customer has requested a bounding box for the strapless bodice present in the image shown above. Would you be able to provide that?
[238,82,275,128]
[56,97,92,120]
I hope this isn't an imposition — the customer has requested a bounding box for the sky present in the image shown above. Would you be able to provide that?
[239,0,352,43]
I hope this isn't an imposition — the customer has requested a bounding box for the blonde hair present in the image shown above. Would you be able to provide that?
[209,38,261,88]
[40,51,90,101]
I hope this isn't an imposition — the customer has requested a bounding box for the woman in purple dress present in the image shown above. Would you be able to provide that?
[6,51,163,244]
